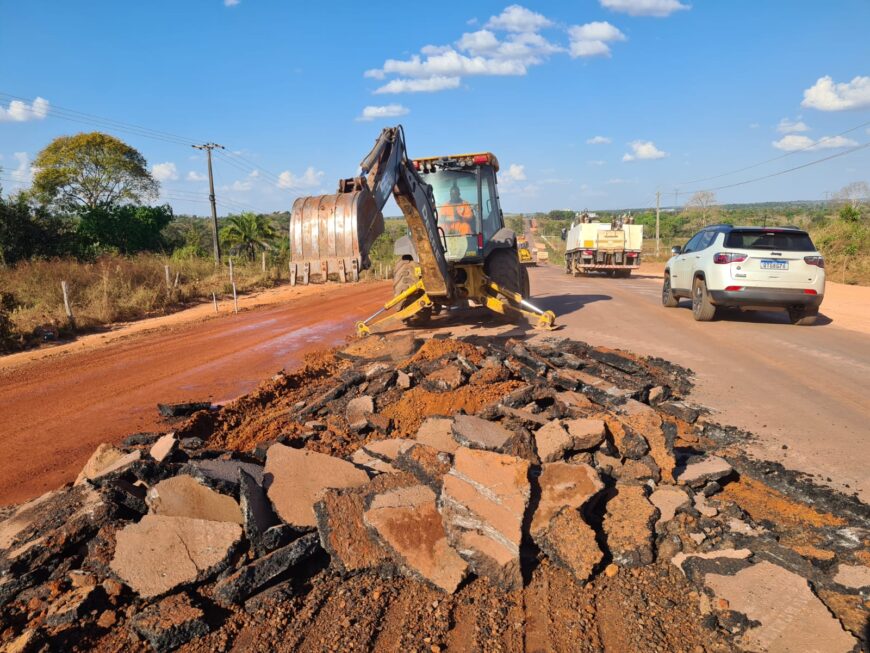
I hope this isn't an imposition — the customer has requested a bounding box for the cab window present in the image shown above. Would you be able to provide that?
[682,232,705,254]
[480,167,500,240]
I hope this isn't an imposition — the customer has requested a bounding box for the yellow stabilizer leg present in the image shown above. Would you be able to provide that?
[481,277,556,330]
[355,279,432,336]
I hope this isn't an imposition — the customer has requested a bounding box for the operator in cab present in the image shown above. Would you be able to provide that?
[439,183,474,236]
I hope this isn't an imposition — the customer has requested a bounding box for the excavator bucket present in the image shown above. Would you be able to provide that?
[288,183,384,285]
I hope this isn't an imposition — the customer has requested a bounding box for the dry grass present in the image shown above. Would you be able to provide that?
[0,254,283,344]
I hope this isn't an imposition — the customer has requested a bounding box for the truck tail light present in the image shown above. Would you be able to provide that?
[804,256,824,268]
[626,252,638,258]
[477,233,484,250]
[724,286,744,291]
[582,250,594,256]
[803,289,818,295]
[714,252,748,264]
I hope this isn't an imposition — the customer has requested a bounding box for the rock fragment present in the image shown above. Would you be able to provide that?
[616,400,676,481]
[110,515,242,598]
[537,509,602,583]
[832,564,870,589]
[346,395,375,431]
[265,445,369,528]
[425,364,465,391]
[45,584,106,627]
[563,418,606,450]
[530,462,603,537]
[363,438,412,462]
[649,486,690,528]
[146,475,242,524]
[314,472,419,574]
[75,444,141,485]
[415,417,459,453]
[364,485,467,593]
[393,443,452,489]
[149,432,177,463]
[351,449,397,474]
[239,469,279,555]
[676,456,733,488]
[704,561,858,653]
[439,447,530,590]
[451,415,514,452]
[533,420,573,463]
[213,533,320,604]
[130,593,210,653]
[602,485,658,568]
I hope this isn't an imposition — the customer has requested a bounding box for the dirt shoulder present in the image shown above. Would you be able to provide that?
[0,280,379,372]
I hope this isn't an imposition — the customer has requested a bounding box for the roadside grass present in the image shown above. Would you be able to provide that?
[0,254,282,350]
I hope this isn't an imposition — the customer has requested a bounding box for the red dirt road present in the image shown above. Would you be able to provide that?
[0,282,390,506]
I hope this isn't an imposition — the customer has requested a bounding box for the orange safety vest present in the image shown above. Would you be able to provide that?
[440,202,474,235]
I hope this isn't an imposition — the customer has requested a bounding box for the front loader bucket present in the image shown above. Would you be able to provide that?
[288,186,384,285]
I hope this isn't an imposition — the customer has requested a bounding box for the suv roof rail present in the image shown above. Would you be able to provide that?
[706,223,733,230]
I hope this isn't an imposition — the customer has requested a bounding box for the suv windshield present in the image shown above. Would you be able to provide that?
[724,229,816,252]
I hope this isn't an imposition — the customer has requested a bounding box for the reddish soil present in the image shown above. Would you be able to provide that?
[0,282,390,506]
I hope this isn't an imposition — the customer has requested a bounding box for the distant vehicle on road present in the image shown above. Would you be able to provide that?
[662,224,825,325]
[563,212,642,277]
[517,236,536,266]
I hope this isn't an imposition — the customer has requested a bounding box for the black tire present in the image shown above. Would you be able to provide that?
[662,272,679,307]
[392,259,430,325]
[485,248,522,295]
[691,277,717,321]
[521,265,531,298]
[788,306,818,326]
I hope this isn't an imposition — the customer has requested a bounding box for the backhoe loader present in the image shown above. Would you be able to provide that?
[288,126,555,336]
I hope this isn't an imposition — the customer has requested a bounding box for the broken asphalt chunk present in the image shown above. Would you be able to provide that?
[157,401,212,418]
[110,514,242,598]
[213,532,320,605]
[364,484,468,593]
[146,475,243,524]
[130,593,210,653]
[451,414,514,453]
[265,444,369,528]
[602,485,658,568]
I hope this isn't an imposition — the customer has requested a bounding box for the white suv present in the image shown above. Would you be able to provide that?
[662,225,825,325]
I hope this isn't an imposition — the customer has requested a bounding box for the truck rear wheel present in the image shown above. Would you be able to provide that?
[393,259,431,325]
[521,265,531,298]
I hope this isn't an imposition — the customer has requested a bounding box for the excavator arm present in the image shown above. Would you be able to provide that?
[289,125,452,299]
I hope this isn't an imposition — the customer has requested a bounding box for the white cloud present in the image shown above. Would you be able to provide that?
[622,140,668,161]
[0,96,49,122]
[356,104,410,121]
[366,50,529,80]
[485,5,553,33]
[151,162,178,182]
[8,152,33,184]
[801,75,870,111]
[772,134,859,151]
[599,0,691,17]
[278,167,325,190]
[229,180,252,192]
[457,29,501,54]
[587,135,611,144]
[186,171,206,182]
[568,22,626,58]
[504,163,527,181]
[777,117,809,133]
[374,76,460,94]
[224,0,240,6]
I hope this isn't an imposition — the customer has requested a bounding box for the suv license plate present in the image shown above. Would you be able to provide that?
[760,259,788,270]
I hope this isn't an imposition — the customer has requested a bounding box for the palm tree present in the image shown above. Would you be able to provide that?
[219,212,277,260]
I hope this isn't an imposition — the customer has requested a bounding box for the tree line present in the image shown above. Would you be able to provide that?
[0,132,287,266]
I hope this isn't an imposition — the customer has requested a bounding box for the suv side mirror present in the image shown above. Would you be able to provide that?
[671,245,682,255]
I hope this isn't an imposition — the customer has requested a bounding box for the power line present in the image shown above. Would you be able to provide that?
[677,141,870,197]
[675,119,870,187]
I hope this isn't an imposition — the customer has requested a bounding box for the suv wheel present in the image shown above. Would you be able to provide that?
[691,277,717,321]
[788,306,818,326]
[662,273,679,307]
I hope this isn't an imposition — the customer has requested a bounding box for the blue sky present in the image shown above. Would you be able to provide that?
[1,0,868,215]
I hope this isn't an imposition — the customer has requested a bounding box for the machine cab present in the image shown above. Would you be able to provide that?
[413,153,503,263]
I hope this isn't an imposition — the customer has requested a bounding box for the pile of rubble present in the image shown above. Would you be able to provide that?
[1,334,867,652]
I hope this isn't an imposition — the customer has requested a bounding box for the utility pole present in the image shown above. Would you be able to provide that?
[192,142,225,265]
[655,191,661,257]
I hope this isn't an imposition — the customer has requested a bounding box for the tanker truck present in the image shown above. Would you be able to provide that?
[562,212,643,278]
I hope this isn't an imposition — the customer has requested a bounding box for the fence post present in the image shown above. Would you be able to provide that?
[164,265,171,289]
[232,283,238,314]
[61,280,75,328]
[262,251,267,275]
[212,292,218,313]
[229,257,234,285]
